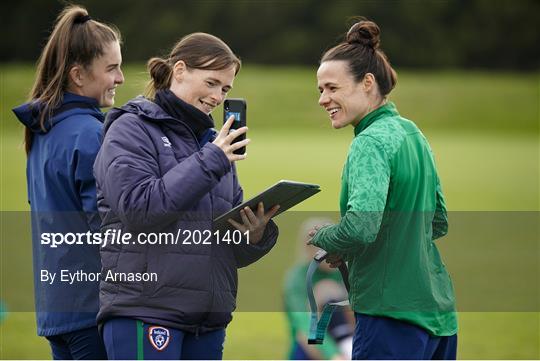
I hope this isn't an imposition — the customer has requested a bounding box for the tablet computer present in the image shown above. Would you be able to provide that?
[213,180,320,229]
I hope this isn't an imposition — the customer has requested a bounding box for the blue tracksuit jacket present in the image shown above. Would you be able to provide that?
[13,92,104,336]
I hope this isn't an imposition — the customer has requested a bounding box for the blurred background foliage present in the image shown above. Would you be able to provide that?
[1,0,539,69]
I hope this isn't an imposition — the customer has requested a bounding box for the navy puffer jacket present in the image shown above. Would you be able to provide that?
[93,96,278,333]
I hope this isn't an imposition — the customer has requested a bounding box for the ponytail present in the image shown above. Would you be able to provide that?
[145,57,173,99]
[25,5,121,154]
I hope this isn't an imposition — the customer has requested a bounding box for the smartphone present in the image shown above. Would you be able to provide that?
[223,98,247,155]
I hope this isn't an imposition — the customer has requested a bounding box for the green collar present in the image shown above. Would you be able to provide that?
[353,101,399,136]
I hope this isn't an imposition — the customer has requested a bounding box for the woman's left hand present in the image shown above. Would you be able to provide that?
[306,224,332,245]
[306,225,323,245]
[228,202,280,244]
[307,225,344,268]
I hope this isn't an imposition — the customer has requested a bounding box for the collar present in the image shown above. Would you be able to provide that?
[154,89,214,140]
[353,101,399,136]
[62,92,101,107]
[12,92,103,133]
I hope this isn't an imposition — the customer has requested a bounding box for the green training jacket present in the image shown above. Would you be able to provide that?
[311,102,457,336]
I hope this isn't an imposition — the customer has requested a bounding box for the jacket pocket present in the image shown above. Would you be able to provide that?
[107,249,147,295]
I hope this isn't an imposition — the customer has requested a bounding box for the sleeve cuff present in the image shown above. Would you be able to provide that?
[202,142,231,178]
[311,224,333,249]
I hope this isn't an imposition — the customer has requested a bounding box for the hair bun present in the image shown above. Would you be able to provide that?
[147,57,171,80]
[346,20,381,49]
[147,57,173,93]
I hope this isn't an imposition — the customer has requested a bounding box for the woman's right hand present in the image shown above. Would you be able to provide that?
[325,253,344,268]
[212,115,250,162]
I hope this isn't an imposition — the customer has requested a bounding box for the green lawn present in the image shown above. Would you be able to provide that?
[0,65,538,359]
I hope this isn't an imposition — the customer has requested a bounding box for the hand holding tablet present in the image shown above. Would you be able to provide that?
[227,202,280,244]
[213,180,321,231]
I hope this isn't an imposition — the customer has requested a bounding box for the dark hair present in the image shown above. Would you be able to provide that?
[25,4,121,154]
[321,18,397,97]
[145,32,241,98]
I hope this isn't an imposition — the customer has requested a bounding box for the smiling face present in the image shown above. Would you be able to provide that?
[69,40,124,107]
[170,61,236,115]
[317,60,372,129]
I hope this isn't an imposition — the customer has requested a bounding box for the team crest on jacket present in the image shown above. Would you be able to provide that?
[148,326,170,351]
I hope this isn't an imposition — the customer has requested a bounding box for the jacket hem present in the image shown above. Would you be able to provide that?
[37,318,98,337]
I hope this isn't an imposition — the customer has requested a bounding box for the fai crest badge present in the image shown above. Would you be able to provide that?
[148,326,170,351]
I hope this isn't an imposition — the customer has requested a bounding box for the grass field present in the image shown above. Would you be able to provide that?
[0,65,538,359]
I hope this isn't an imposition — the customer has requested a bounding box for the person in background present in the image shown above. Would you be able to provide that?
[308,18,458,360]
[284,217,354,360]
[12,5,123,359]
[94,32,280,359]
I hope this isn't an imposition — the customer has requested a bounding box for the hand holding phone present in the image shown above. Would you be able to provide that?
[223,99,247,155]
[213,112,249,163]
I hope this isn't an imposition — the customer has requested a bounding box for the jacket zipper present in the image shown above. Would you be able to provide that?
[160,115,216,333]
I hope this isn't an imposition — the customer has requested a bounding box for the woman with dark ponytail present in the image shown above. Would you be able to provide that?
[93,33,279,359]
[308,19,458,359]
[12,4,123,359]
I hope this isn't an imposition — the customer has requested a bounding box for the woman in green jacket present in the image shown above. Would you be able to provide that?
[309,19,458,360]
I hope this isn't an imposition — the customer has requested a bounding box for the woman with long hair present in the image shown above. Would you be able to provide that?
[12,5,123,359]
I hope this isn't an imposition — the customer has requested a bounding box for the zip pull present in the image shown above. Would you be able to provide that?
[195,327,200,340]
